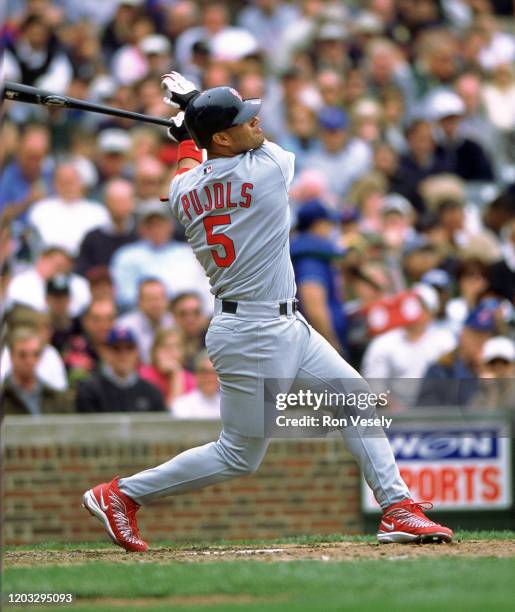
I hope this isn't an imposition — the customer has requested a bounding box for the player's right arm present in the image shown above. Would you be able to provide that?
[161,72,205,179]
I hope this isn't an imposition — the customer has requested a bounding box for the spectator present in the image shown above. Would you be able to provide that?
[402,238,442,284]
[454,72,503,169]
[0,124,53,228]
[75,178,138,277]
[94,129,132,196]
[46,275,82,353]
[101,0,143,62]
[236,0,300,67]
[291,200,347,354]
[76,326,165,413]
[134,157,166,208]
[4,14,73,93]
[397,119,451,212]
[417,300,500,407]
[138,328,196,407]
[446,258,491,331]
[489,218,515,303]
[117,278,174,363]
[172,352,220,419]
[5,246,91,317]
[379,193,417,253]
[170,292,208,372]
[420,268,455,334]
[110,201,211,311]
[304,107,372,201]
[362,284,456,407]
[429,90,495,182]
[470,336,515,411]
[86,266,116,302]
[1,326,73,415]
[62,298,116,385]
[0,306,68,391]
[28,162,109,255]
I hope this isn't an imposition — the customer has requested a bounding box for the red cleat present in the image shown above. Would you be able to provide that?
[377,499,453,544]
[82,477,148,552]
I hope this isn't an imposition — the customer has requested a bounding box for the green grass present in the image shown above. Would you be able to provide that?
[3,558,515,612]
[4,529,514,552]
[3,532,514,611]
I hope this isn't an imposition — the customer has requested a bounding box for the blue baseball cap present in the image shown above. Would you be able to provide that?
[464,301,499,332]
[106,327,137,346]
[296,200,341,232]
[421,268,452,290]
[319,107,348,131]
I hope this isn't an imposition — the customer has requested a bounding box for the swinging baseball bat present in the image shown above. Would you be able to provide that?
[3,81,174,128]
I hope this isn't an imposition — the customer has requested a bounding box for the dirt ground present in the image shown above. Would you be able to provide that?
[5,539,515,567]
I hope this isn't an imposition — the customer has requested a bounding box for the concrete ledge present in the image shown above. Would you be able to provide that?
[2,414,222,446]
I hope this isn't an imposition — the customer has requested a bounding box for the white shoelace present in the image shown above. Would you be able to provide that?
[109,490,143,545]
[388,507,437,528]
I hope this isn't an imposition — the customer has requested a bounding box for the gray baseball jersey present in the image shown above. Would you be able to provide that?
[168,141,296,301]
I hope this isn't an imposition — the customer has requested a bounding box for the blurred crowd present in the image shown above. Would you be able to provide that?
[1,0,515,417]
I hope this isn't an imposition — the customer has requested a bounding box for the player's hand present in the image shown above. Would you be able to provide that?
[166,111,191,143]
[161,71,200,111]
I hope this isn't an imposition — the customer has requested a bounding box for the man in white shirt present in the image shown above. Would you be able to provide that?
[304,107,372,200]
[28,162,110,256]
[361,284,456,407]
[5,246,91,317]
[117,278,174,363]
[172,352,220,419]
[110,202,212,312]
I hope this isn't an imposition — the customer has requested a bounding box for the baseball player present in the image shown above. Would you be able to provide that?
[83,73,453,551]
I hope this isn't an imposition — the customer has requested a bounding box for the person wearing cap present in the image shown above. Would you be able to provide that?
[468,336,515,410]
[76,179,138,278]
[290,200,348,354]
[362,283,456,407]
[46,275,83,354]
[417,299,501,406]
[5,246,91,318]
[380,193,416,251]
[402,236,442,284]
[420,268,456,334]
[94,129,132,198]
[304,106,372,199]
[27,161,110,257]
[76,326,165,413]
[110,201,212,312]
[314,22,348,73]
[1,326,73,416]
[429,90,494,182]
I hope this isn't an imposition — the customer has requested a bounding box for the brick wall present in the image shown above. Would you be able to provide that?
[2,415,361,545]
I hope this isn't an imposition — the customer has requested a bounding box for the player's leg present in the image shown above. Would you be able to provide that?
[118,429,269,503]
[293,316,453,543]
[83,315,302,550]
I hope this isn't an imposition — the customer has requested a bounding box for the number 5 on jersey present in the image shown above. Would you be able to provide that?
[203,214,236,267]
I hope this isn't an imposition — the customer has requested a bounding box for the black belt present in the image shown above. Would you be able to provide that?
[221,299,298,315]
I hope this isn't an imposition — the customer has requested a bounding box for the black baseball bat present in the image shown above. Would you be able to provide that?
[3,81,174,128]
